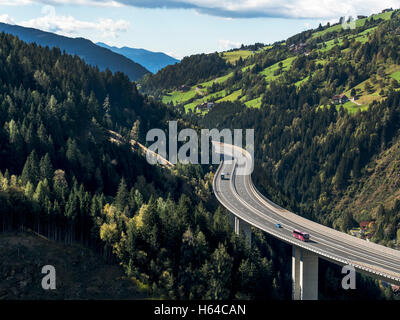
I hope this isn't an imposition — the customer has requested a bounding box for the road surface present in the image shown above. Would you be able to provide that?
[212,141,400,285]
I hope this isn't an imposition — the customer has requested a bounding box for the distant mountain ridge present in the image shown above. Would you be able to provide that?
[0,22,150,81]
[97,42,179,74]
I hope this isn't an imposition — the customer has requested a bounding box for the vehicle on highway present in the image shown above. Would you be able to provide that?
[275,223,282,228]
[292,229,310,242]
[221,172,231,180]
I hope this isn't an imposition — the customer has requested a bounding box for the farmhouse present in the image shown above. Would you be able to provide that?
[178,85,190,92]
[195,102,214,112]
[332,94,349,105]
[360,220,375,231]
[289,43,307,54]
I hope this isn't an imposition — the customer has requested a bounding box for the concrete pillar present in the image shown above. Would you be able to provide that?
[240,218,252,248]
[292,246,301,300]
[292,246,318,300]
[300,249,318,300]
[234,216,240,235]
[230,214,252,247]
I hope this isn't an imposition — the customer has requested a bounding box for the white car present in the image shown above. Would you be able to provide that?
[221,172,231,180]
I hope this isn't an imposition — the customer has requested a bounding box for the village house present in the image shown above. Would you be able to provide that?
[332,94,349,105]
[360,220,375,231]
[289,43,307,55]
[178,85,191,92]
[195,102,214,112]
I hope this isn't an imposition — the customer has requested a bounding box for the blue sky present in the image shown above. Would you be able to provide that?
[0,0,399,59]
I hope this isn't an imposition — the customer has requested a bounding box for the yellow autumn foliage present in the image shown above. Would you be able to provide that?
[99,222,118,244]
[133,204,147,229]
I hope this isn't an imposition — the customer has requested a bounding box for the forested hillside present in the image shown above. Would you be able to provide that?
[0,23,150,81]
[140,52,230,95]
[1,9,399,300]
[97,42,180,74]
[0,31,300,300]
[143,9,400,249]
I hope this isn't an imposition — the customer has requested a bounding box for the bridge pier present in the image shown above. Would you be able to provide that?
[230,214,252,247]
[292,246,318,300]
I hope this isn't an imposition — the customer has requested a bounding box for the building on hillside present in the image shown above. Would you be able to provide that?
[392,285,400,295]
[178,85,191,92]
[332,94,349,105]
[195,102,214,112]
[357,15,367,19]
[382,8,393,13]
[359,220,375,231]
[289,43,307,55]
[359,221,369,231]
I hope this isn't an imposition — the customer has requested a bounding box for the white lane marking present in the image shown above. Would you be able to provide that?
[214,148,400,280]
[237,174,400,273]
[223,143,400,265]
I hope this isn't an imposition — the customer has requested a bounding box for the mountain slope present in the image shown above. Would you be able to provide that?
[0,31,295,300]
[138,8,400,252]
[0,23,150,81]
[97,42,179,74]
[333,136,400,245]
[144,10,397,113]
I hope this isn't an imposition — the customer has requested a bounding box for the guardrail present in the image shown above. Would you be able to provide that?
[212,141,400,285]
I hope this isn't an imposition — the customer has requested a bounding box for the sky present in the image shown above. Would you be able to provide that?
[0,0,399,59]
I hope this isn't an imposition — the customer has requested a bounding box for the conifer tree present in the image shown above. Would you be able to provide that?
[21,150,40,185]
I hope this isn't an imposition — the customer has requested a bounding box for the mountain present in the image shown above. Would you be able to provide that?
[142,10,397,112]
[0,31,298,300]
[0,22,150,81]
[97,42,179,73]
[141,8,400,250]
[0,9,396,301]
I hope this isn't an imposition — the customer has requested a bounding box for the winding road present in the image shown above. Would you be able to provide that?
[212,141,400,286]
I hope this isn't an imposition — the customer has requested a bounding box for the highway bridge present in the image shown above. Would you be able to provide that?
[212,141,400,300]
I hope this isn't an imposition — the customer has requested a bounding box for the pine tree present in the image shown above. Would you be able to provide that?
[134,189,144,210]
[115,178,129,212]
[130,119,140,142]
[21,150,40,185]
[39,153,53,184]
[66,138,79,165]
[103,94,111,113]
[53,169,68,202]
[204,243,233,300]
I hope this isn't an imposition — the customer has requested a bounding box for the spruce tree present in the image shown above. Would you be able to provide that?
[21,150,40,185]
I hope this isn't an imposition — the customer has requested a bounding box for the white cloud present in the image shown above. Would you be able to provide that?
[26,0,399,19]
[0,0,399,19]
[0,0,123,7]
[137,0,400,19]
[19,5,130,38]
[218,39,241,51]
[165,51,183,60]
[97,18,130,37]
[0,0,33,5]
[0,14,15,24]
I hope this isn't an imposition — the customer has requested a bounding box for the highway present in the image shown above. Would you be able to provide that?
[212,141,400,285]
